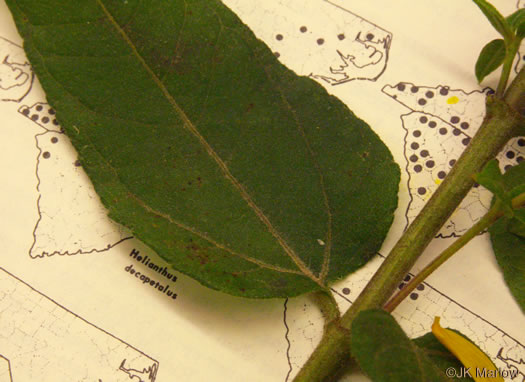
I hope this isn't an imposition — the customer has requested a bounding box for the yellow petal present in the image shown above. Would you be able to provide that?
[432,317,503,382]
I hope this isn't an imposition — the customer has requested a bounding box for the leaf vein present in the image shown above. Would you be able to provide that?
[95,0,322,285]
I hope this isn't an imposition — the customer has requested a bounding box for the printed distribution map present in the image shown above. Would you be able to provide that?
[0,0,524,381]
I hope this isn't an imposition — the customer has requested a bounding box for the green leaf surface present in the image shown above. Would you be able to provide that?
[472,0,513,40]
[413,332,474,382]
[489,162,525,313]
[475,39,506,83]
[506,8,525,38]
[5,0,399,298]
[509,209,525,238]
[350,309,448,382]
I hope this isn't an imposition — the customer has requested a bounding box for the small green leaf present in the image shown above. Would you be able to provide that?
[351,309,448,382]
[474,39,506,83]
[489,162,525,313]
[506,8,525,38]
[413,332,475,382]
[5,0,400,298]
[472,0,514,40]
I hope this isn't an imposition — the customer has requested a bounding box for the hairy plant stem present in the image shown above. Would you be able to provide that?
[384,191,525,313]
[293,67,525,382]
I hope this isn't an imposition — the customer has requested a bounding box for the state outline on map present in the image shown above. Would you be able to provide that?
[224,0,392,86]
[0,266,159,381]
[382,81,525,238]
[17,101,133,258]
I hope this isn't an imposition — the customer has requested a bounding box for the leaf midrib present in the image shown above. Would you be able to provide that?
[95,0,323,284]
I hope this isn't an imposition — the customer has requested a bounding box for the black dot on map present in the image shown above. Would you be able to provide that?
[439,87,449,96]
[414,165,422,173]
[410,293,419,300]
[42,151,50,159]
[419,116,428,124]
[426,160,435,168]
[420,150,429,157]
[300,26,307,33]
[52,119,59,125]
[342,287,350,295]
[409,155,418,162]
[453,128,461,136]
[31,114,39,121]
[460,122,470,129]
[438,171,446,179]
[517,156,524,163]
[36,104,43,111]
[48,108,56,115]
[487,89,495,95]
[21,108,29,115]
[51,137,58,144]
[439,127,447,135]
[425,91,434,98]
[399,283,405,290]
[411,86,419,93]
[450,116,460,124]
[506,151,515,159]
[416,284,425,291]
[42,116,49,124]
[276,34,283,41]
[449,159,456,167]
[462,137,471,146]
[473,182,480,188]
[74,160,81,167]
[274,52,280,58]
[413,130,421,138]
[366,33,374,40]
[411,142,419,150]
[518,138,525,146]
[504,164,513,171]
[317,38,325,45]
[404,275,411,282]
[418,187,426,195]
[428,121,437,128]
[338,33,345,40]
[397,83,406,91]
[418,98,427,105]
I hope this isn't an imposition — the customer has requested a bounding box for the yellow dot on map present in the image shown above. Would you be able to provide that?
[447,96,459,104]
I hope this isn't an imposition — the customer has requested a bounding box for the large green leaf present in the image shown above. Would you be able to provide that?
[5,0,399,298]
[489,162,525,313]
[350,309,448,382]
